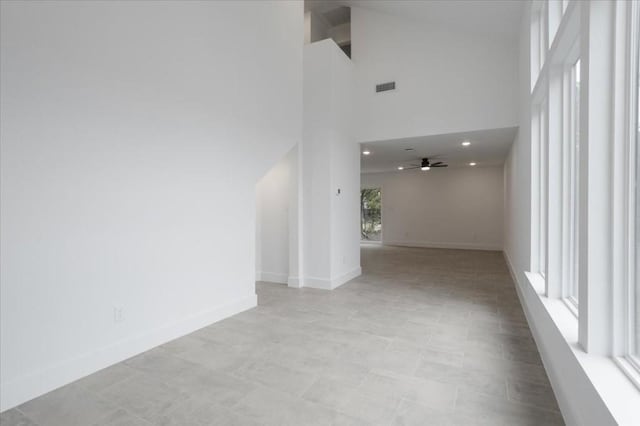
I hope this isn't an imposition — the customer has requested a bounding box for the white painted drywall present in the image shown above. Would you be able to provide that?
[305,10,330,44]
[303,41,333,284]
[303,40,361,289]
[363,167,504,251]
[351,6,519,142]
[503,2,532,285]
[304,11,312,44]
[329,44,360,282]
[0,0,302,411]
[256,148,297,284]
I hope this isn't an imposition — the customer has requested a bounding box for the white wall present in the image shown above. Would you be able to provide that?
[503,13,532,287]
[0,0,302,411]
[363,167,504,251]
[256,148,297,284]
[329,45,360,282]
[303,40,361,289]
[303,41,333,284]
[304,11,330,45]
[351,6,519,142]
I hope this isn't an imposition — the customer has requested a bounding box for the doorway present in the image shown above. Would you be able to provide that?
[360,188,382,242]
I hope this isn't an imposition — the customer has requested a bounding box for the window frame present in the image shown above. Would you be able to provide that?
[539,103,548,280]
[611,0,640,388]
[565,55,580,311]
[528,0,640,404]
[531,100,548,281]
[625,0,640,375]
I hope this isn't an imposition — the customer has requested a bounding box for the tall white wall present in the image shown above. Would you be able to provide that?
[303,40,361,289]
[0,0,302,411]
[329,48,361,282]
[363,167,504,251]
[256,149,296,284]
[351,6,519,142]
[303,41,333,284]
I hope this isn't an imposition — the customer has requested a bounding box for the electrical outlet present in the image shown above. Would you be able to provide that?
[113,306,123,323]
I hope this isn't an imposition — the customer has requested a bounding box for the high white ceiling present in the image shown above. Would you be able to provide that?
[306,0,524,39]
[360,127,518,173]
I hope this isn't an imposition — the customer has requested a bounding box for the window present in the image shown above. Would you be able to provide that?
[615,0,640,382]
[360,188,381,242]
[539,104,548,278]
[567,58,580,306]
[529,0,640,396]
[632,1,640,363]
[531,103,547,279]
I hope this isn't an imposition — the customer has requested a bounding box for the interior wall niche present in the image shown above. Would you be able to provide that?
[304,3,351,58]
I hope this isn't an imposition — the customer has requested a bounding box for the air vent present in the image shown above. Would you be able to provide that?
[375,82,396,93]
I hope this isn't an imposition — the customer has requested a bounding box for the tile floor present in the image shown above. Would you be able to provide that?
[0,245,564,425]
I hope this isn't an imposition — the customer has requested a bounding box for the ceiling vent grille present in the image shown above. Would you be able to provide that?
[375,82,396,93]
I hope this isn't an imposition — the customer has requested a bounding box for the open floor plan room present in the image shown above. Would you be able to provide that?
[1,0,639,425]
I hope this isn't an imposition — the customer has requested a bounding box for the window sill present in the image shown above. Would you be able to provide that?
[615,356,640,392]
[522,271,640,425]
[562,297,579,318]
[526,271,546,295]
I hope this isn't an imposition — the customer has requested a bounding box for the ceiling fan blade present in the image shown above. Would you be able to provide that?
[430,162,444,166]
[432,164,448,167]
[403,166,420,170]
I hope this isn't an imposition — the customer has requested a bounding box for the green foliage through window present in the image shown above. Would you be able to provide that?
[361,188,381,241]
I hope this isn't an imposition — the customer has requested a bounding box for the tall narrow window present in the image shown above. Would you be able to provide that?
[540,105,548,278]
[633,7,640,361]
[568,58,581,306]
[361,188,382,242]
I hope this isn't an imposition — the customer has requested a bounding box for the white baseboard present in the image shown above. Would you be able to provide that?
[287,276,302,288]
[384,241,502,251]
[304,277,332,290]
[330,267,362,289]
[304,267,362,290]
[256,271,288,284]
[0,294,257,412]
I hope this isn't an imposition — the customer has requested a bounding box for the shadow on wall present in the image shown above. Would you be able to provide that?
[255,146,299,285]
[304,2,351,58]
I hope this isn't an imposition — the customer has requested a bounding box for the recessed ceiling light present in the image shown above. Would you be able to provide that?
[362,150,371,155]
[469,162,476,166]
[421,166,431,171]
[397,166,404,170]
[462,141,471,146]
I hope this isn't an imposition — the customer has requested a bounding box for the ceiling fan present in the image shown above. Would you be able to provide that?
[401,158,448,171]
